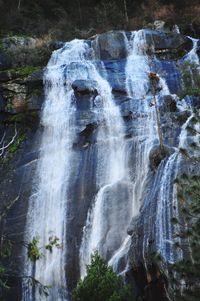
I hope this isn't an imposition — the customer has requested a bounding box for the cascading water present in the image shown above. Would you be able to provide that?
[23,39,128,300]
[184,37,200,65]
[155,116,193,263]
[155,37,200,263]
[109,30,170,270]
[79,52,127,278]
[22,40,91,301]
[80,30,171,276]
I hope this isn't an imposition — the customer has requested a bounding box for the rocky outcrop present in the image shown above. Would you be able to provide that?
[92,31,128,60]
[0,69,44,113]
[91,29,193,61]
[2,36,37,50]
[72,79,98,95]
[0,50,11,71]
[149,144,175,170]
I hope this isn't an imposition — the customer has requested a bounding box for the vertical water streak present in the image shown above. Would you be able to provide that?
[79,56,127,277]
[109,30,169,271]
[155,37,200,263]
[184,37,200,65]
[23,39,110,300]
[155,114,194,263]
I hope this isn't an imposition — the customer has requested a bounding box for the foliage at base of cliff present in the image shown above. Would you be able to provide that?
[72,252,133,301]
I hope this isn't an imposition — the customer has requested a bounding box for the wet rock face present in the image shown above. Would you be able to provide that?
[92,31,128,60]
[2,36,37,50]
[143,30,193,59]
[0,67,44,116]
[149,144,175,170]
[0,50,11,71]
[159,95,177,113]
[0,29,199,301]
[126,265,169,301]
[72,79,98,95]
[0,95,6,112]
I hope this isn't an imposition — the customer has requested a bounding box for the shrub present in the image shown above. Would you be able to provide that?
[72,252,133,301]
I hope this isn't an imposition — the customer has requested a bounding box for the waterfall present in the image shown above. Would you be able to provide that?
[79,30,154,276]
[108,30,157,271]
[79,51,127,278]
[23,39,126,300]
[155,114,195,263]
[155,37,200,262]
[106,30,169,272]
[184,37,200,65]
[22,40,91,301]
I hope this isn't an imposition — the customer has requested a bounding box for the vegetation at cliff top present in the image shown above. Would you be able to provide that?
[0,0,200,39]
[72,252,133,301]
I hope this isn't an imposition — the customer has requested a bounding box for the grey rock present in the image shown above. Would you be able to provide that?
[72,79,98,95]
[48,40,65,51]
[0,50,11,71]
[0,95,5,112]
[154,20,166,32]
[26,69,44,88]
[27,95,44,111]
[159,94,177,113]
[0,71,11,82]
[92,31,128,60]
[149,144,175,170]
[143,29,193,57]
[2,36,37,50]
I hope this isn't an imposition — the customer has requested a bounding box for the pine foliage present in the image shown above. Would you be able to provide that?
[72,252,133,301]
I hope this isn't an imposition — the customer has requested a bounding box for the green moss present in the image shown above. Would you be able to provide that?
[0,31,31,39]
[0,66,41,81]
[8,133,26,155]
[179,87,200,98]
[8,66,40,77]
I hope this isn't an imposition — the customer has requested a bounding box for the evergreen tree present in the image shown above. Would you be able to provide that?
[72,252,133,301]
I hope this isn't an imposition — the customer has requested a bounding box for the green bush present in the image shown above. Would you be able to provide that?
[72,252,133,301]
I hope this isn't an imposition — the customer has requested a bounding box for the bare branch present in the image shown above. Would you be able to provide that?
[0,131,6,146]
[0,124,18,156]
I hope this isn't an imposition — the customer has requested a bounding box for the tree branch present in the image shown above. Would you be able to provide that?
[0,124,17,156]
